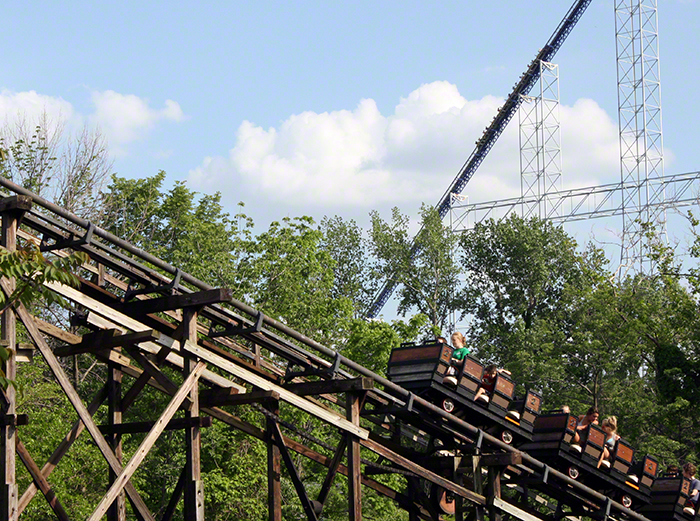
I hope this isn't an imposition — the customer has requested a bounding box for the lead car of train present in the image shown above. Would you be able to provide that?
[383,339,697,520]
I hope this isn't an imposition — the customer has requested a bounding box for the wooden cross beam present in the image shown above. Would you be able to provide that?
[200,389,281,408]
[98,416,213,436]
[121,288,234,315]
[283,377,374,396]
[53,329,161,357]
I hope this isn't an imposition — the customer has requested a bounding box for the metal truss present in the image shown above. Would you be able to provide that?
[615,0,665,272]
[519,61,563,220]
[449,171,700,234]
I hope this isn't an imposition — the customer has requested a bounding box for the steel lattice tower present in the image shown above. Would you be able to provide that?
[519,61,563,220]
[615,0,665,272]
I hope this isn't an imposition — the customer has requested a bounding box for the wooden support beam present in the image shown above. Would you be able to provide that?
[283,377,374,396]
[1,198,21,521]
[316,437,347,507]
[266,400,281,521]
[87,362,206,521]
[162,467,186,521]
[347,392,363,521]
[182,308,204,521]
[120,343,172,411]
[99,416,213,436]
[107,351,125,521]
[3,294,157,521]
[122,288,233,315]
[17,385,108,514]
[488,465,503,521]
[481,452,523,467]
[0,196,32,215]
[101,354,429,519]
[269,420,320,521]
[200,389,281,408]
[15,440,69,521]
[360,437,486,506]
[54,329,161,357]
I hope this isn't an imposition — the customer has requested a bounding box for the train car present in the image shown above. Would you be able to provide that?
[518,412,656,509]
[386,340,542,444]
[638,476,699,520]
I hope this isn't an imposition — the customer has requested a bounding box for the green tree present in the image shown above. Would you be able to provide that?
[370,205,460,330]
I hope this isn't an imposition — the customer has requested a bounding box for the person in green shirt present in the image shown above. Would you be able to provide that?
[442,332,470,387]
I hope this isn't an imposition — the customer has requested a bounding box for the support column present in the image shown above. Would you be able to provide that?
[487,466,502,521]
[265,399,281,521]
[346,392,363,521]
[107,352,125,521]
[0,196,30,521]
[472,455,485,521]
[182,309,204,520]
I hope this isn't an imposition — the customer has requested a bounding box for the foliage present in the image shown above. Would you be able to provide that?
[369,205,461,329]
[0,117,112,220]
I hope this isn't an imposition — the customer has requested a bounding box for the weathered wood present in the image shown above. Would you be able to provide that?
[179,336,369,439]
[1,202,19,521]
[347,392,363,521]
[481,452,523,467]
[492,497,547,521]
[99,416,213,436]
[53,329,161,357]
[0,415,28,427]
[488,466,503,521]
[269,420,319,521]
[317,437,347,507]
[266,400,282,521]
[17,385,108,514]
[0,196,32,214]
[86,350,427,518]
[85,306,246,393]
[283,377,374,396]
[360,437,486,505]
[162,467,186,521]
[201,389,280,408]
[120,343,173,411]
[107,353,126,521]
[122,288,233,315]
[15,439,69,521]
[3,294,156,521]
[87,361,206,521]
[182,309,205,521]
[124,344,193,410]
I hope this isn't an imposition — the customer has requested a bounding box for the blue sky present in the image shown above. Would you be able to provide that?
[2,1,700,254]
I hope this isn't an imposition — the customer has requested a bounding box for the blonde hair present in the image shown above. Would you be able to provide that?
[601,416,618,433]
[451,331,465,346]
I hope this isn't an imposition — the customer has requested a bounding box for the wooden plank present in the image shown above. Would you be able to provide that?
[54,329,160,357]
[493,497,546,521]
[182,309,204,521]
[15,440,69,521]
[87,362,206,521]
[1,204,19,521]
[86,308,245,393]
[99,416,213,436]
[269,420,319,521]
[317,437,347,507]
[360,438,485,505]
[107,353,125,521]
[180,339,368,439]
[123,345,192,410]
[267,401,282,521]
[347,392,362,521]
[122,288,233,315]
[0,196,32,214]
[200,389,279,408]
[283,377,374,396]
[2,292,156,521]
[481,452,523,467]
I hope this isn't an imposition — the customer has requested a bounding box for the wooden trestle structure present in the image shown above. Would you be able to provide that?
[0,176,656,521]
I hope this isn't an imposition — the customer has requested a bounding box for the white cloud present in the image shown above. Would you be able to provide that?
[90,90,184,148]
[0,89,75,128]
[0,89,185,157]
[189,81,652,210]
